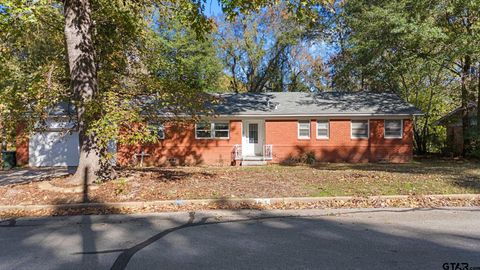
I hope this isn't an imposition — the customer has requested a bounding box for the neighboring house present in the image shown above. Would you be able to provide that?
[17,92,422,167]
[435,103,477,155]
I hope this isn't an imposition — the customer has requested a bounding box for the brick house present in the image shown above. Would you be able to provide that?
[17,92,422,167]
[118,92,421,166]
[436,103,477,155]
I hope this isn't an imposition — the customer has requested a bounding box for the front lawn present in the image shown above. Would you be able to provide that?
[1,158,479,205]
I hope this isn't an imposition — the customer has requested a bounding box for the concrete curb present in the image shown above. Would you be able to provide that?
[0,194,478,212]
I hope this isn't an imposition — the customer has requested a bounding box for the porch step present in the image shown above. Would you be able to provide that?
[242,156,265,161]
[241,160,268,166]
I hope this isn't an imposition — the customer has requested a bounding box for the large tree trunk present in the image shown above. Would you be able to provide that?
[460,55,471,157]
[64,0,115,184]
[477,64,480,136]
[0,115,4,169]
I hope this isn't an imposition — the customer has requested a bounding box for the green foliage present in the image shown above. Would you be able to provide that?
[0,0,223,154]
[114,178,129,195]
[216,3,330,92]
[332,0,480,154]
[5,0,477,163]
[303,151,317,165]
[0,1,68,141]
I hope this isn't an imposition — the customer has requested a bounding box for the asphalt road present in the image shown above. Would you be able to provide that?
[0,208,479,270]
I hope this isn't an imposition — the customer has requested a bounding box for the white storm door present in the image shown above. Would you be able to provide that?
[243,121,263,156]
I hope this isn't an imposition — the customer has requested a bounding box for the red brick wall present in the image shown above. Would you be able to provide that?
[118,118,413,166]
[265,119,413,163]
[117,120,242,166]
[17,118,414,167]
[446,126,463,156]
[15,123,29,166]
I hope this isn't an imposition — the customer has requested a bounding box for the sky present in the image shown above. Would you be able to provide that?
[204,0,223,18]
[202,0,337,64]
[0,0,337,87]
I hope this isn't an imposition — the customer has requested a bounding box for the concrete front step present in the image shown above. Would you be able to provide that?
[241,160,268,166]
[242,156,264,161]
[239,156,269,166]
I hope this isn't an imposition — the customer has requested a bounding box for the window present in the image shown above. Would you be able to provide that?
[298,120,311,139]
[157,124,165,139]
[213,122,230,138]
[384,119,403,139]
[195,122,212,138]
[351,120,369,138]
[316,120,329,139]
[248,123,258,143]
[469,117,477,126]
[195,122,230,139]
[149,123,165,139]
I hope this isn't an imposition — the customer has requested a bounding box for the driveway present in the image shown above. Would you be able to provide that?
[0,208,479,270]
[0,167,75,186]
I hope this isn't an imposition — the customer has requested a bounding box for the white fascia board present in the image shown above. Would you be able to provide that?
[158,113,421,120]
[214,114,418,119]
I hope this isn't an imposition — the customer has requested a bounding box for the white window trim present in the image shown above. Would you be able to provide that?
[213,122,230,139]
[384,119,403,139]
[195,122,230,140]
[157,124,165,140]
[148,123,165,140]
[195,122,212,139]
[316,119,330,139]
[298,120,311,139]
[351,120,369,139]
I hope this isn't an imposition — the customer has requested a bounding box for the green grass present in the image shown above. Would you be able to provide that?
[110,158,480,201]
[300,159,480,197]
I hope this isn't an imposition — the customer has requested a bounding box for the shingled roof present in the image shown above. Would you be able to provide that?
[208,92,422,117]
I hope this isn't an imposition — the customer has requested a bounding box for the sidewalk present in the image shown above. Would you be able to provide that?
[1,194,479,218]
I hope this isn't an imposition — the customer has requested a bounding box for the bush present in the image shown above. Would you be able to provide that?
[114,178,129,196]
[298,151,316,165]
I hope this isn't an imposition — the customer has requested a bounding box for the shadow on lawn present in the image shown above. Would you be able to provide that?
[307,156,476,173]
[296,158,480,193]
[118,167,216,183]
[450,177,480,192]
[277,145,480,193]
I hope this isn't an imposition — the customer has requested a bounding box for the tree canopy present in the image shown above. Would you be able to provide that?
[0,0,224,181]
[1,0,479,180]
[306,0,476,154]
[216,4,329,92]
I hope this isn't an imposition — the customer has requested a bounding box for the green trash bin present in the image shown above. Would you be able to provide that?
[1,151,16,170]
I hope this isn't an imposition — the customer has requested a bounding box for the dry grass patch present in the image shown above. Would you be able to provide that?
[0,158,479,206]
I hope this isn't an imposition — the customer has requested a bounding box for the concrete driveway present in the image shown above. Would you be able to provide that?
[0,208,479,270]
[0,167,75,186]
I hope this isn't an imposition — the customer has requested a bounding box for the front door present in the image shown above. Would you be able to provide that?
[243,120,264,156]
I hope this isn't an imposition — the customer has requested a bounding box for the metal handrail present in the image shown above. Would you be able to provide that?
[233,144,272,161]
[263,144,273,160]
[233,144,242,160]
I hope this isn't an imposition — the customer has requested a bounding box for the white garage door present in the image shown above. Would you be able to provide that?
[29,131,80,167]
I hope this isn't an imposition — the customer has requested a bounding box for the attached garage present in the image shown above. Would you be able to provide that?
[15,102,81,167]
[15,102,117,168]
[29,131,80,167]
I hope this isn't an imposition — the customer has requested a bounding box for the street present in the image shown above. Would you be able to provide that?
[1,208,479,270]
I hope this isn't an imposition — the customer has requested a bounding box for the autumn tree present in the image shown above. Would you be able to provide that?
[331,0,479,154]
[216,4,330,92]
[1,0,333,183]
[1,0,220,183]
